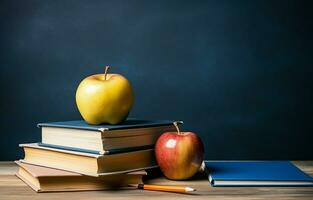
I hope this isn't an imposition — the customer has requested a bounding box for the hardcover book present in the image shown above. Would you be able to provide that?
[15,161,146,192]
[20,143,157,176]
[205,161,313,187]
[38,119,181,154]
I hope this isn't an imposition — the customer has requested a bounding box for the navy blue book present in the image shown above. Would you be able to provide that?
[205,161,313,187]
[38,119,181,155]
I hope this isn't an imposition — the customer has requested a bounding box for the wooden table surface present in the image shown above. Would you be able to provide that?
[0,161,313,200]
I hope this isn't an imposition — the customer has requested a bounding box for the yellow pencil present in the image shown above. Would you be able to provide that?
[136,184,196,193]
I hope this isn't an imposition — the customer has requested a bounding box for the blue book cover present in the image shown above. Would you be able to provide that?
[37,142,154,155]
[205,161,313,187]
[38,118,182,132]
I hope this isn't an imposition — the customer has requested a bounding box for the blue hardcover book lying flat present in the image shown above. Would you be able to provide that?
[37,119,182,155]
[205,161,313,187]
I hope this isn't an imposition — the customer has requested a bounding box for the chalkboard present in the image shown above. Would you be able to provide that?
[1,0,312,160]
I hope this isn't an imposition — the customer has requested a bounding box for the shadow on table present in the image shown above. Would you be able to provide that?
[144,168,207,181]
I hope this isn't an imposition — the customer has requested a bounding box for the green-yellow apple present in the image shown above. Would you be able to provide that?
[76,66,134,125]
[155,122,204,180]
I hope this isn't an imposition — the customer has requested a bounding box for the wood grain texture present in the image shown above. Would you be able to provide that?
[0,161,313,200]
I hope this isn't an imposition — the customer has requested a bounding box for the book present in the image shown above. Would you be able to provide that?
[15,161,146,192]
[38,119,181,154]
[20,143,157,176]
[205,161,313,187]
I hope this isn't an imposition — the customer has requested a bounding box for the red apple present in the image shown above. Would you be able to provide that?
[155,122,204,180]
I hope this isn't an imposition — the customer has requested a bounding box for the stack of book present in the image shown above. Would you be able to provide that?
[17,119,179,192]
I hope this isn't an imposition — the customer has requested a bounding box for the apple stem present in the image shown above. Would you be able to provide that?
[173,122,182,135]
[104,66,110,80]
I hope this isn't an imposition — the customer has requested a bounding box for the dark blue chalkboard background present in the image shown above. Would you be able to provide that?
[1,0,312,160]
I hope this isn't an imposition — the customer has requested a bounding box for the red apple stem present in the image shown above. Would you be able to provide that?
[173,122,182,135]
[104,66,110,80]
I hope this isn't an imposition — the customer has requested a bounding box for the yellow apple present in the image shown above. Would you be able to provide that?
[75,66,134,125]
